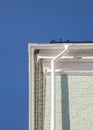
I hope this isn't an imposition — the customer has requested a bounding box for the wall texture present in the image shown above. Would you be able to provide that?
[43,75,93,130]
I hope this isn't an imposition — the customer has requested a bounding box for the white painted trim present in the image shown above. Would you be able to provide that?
[37,55,93,61]
[28,47,35,130]
[51,61,55,130]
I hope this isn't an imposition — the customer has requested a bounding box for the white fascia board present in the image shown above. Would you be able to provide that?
[28,43,93,50]
[28,46,35,130]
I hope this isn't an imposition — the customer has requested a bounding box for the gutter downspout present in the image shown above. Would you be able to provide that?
[51,44,70,130]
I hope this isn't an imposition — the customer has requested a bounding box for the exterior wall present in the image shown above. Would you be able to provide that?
[34,60,44,130]
[29,43,93,130]
[43,75,51,130]
[44,75,93,130]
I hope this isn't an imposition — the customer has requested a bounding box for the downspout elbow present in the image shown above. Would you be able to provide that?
[50,44,70,130]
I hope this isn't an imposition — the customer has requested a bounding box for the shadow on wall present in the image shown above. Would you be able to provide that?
[61,74,70,130]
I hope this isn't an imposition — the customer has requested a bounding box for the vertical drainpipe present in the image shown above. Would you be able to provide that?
[51,44,70,130]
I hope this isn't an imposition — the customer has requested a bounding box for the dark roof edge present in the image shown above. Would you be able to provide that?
[50,40,93,43]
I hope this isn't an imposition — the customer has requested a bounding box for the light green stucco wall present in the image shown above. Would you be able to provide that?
[44,75,93,130]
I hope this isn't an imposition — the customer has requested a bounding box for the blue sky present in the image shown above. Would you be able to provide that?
[0,0,93,130]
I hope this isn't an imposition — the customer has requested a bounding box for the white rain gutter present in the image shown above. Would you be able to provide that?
[37,55,93,61]
[51,44,70,130]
